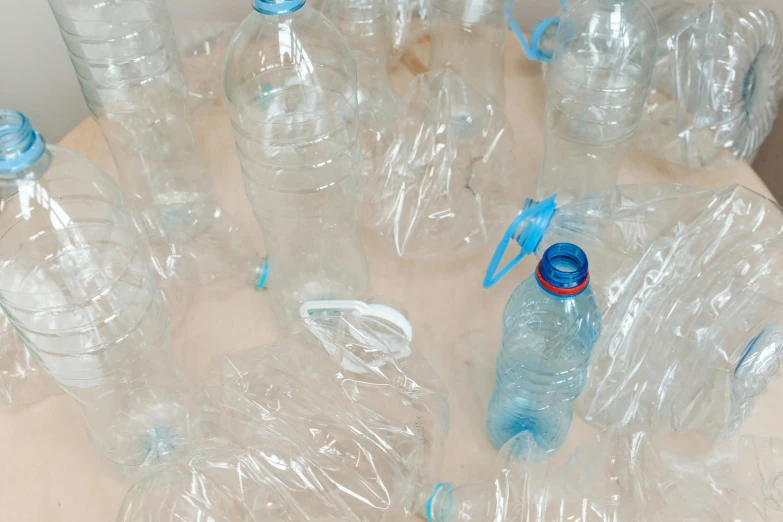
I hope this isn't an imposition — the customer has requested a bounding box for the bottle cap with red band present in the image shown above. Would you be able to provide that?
[536,243,590,297]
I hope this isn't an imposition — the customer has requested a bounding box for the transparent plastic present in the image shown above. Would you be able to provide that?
[367,69,521,260]
[223,4,370,327]
[492,183,783,440]
[535,0,658,204]
[637,0,783,168]
[0,312,59,407]
[48,0,259,288]
[118,307,449,521]
[424,430,783,521]
[390,0,431,61]
[174,20,238,122]
[319,0,393,64]
[429,0,510,105]
[487,244,601,452]
[0,110,196,477]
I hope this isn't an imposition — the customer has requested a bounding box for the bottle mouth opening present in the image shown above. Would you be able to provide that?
[0,110,46,175]
[537,243,590,296]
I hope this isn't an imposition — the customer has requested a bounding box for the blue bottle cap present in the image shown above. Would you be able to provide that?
[0,110,46,175]
[536,242,589,296]
[484,194,557,288]
[253,0,306,15]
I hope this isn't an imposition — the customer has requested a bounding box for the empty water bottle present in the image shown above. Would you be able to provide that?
[48,0,258,287]
[224,0,370,326]
[0,110,195,477]
[429,0,510,105]
[319,0,393,64]
[486,243,601,451]
[536,0,657,203]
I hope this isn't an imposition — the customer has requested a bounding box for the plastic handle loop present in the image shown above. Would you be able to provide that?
[507,1,564,64]
[253,0,305,16]
[300,300,414,342]
[484,194,557,289]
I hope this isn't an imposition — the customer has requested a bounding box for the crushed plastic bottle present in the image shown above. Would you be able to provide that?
[48,0,260,288]
[368,69,522,259]
[535,0,658,204]
[390,0,431,62]
[0,110,196,478]
[429,0,510,105]
[488,183,783,440]
[487,243,601,452]
[223,0,370,327]
[118,303,449,521]
[636,0,783,168]
[424,430,783,521]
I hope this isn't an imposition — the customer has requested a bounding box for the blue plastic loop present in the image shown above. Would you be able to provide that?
[256,257,269,290]
[484,194,557,289]
[507,1,564,64]
[0,110,46,175]
[253,0,305,16]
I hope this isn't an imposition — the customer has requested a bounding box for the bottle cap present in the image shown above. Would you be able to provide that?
[0,110,46,175]
[253,0,306,15]
[484,194,557,288]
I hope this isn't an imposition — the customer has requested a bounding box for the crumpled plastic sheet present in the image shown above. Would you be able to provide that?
[0,312,59,407]
[425,430,783,521]
[117,310,449,521]
[527,183,783,439]
[366,69,522,260]
[636,0,783,168]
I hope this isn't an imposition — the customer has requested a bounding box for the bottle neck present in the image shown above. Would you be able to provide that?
[0,110,47,180]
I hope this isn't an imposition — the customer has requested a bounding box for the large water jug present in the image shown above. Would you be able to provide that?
[0,110,195,478]
[535,0,658,203]
[487,243,601,452]
[223,0,370,326]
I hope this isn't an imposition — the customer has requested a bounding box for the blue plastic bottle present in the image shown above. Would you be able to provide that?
[486,242,601,452]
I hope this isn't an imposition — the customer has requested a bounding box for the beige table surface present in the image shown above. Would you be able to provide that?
[2,34,781,521]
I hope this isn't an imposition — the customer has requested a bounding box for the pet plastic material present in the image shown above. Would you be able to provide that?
[390,0,431,61]
[0,110,196,478]
[48,0,259,288]
[118,305,449,521]
[424,430,783,521]
[367,69,521,260]
[0,312,59,407]
[488,183,783,440]
[319,0,393,64]
[175,20,238,121]
[487,243,601,452]
[224,3,370,327]
[429,0,510,105]
[535,0,658,204]
[637,0,783,168]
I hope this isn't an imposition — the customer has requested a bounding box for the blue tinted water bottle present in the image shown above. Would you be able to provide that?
[486,242,601,452]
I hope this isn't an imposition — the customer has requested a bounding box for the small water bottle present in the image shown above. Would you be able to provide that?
[535,0,657,204]
[224,0,370,326]
[0,110,195,477]
[429,0,510,105]
[486,243,601,451]
[48,0,258,287]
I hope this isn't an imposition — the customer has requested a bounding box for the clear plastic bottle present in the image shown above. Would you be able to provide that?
[319,0,393,64]
[535,0,657,204]
[223,0,370,327]
[429,0,510,105]
[390,0,431,61]
[0,110,195,478]
[0,312,59,406]
[486,243,601,452]
[48,0,259,287]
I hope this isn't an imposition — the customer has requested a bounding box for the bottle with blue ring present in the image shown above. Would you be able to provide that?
[486,242,602,453]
